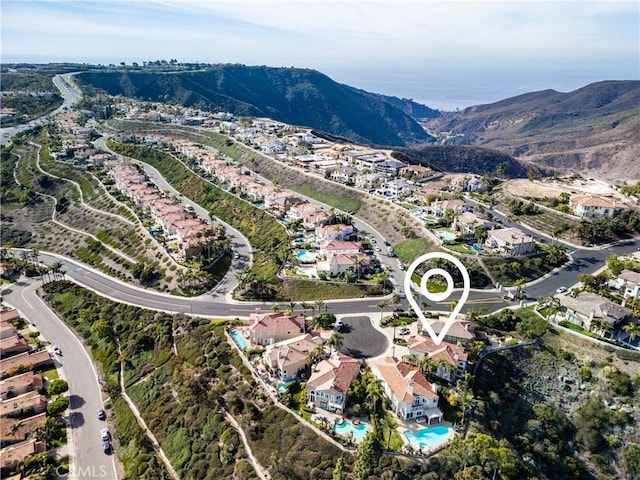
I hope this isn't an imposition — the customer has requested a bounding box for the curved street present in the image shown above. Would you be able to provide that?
[2,278,118,480]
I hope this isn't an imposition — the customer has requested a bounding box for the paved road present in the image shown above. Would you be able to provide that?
[0,73,81,146]
[338,316,388,358]
[2,278,118,480]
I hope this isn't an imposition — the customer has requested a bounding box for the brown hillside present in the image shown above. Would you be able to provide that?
[422,81,640,182]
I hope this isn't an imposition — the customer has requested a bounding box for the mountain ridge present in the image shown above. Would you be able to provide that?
[421,80,640,181]
[75,65,436,147]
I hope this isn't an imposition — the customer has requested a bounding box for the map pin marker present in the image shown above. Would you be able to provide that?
[404,252,471,345]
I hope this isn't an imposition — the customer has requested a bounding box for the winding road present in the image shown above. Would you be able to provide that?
[2,278,118,480]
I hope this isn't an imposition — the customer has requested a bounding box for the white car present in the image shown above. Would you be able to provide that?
[53,346,62,355]
[556,286,567,294]
[101,428,110,441]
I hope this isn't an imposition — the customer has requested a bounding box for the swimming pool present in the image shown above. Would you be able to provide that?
[437,231,456,241]
[296,251,316,263]
[333,420,370,441]
[403,425,452,448]
[229,330,248,350]
[471,243,483,252]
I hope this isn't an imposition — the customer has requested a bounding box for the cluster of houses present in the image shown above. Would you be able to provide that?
[120,133,386,278]
[48,110,112,167]
[110,162,224,261]
[0,308,53,475]
[232,311,476,426]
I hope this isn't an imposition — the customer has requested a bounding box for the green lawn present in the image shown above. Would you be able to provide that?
[395,238,431,264]
[40,366,59,381]
[559,321,596,338]
[289,184,362,213]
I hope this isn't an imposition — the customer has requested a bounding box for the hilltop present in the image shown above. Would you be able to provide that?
[74,65,436,147]
[421,81,640,181]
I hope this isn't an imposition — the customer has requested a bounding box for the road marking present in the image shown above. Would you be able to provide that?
[20,289,33,309]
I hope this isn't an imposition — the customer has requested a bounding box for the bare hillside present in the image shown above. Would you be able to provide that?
[422,81,640,182]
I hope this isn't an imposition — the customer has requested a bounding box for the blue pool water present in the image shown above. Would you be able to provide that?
[404,425,452,448]
[230,330,248,350]
[333,420,370,441]
[278,381,294,392]
[437,231,456,241]
[296,251,315,263]
[471,243,483,252]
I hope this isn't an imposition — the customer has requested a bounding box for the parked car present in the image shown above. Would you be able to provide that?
[53,346,62,355]
[234,253,240,259]
[103,440,111,454]
[101,428,110,441]
[333,320,344,332]
[97,409,106,421]
[398,327,410,335]
[556,286,567,293]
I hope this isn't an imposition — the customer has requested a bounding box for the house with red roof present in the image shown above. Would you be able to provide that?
[262,334,323,381]
[0,439,47,472]
[0,372,43,401]
[570,195,628,219]
[371,357,443,423]
[0,391,46,418]
[248,312,306,346]
[485,227,536,256]
[306,352,360,414]
[0,412,46,445]
[407,334,468,382]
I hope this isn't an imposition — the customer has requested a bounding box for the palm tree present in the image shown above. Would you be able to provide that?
[513,278,526,299]
[379,413,398,450]
[391,293,401,308]
[288,301,297,316]
[326,332,344,352]
[420,357,437,382]
[365,376,385,415]
[377,301,388,324]
[271,303,281,313]
[623,322,640,342]
[315,300,327,314]
[300,301,311,318]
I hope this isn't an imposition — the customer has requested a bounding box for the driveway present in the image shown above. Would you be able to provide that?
[338,316,388,358]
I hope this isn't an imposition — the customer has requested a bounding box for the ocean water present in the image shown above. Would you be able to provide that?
[325,66,634,112]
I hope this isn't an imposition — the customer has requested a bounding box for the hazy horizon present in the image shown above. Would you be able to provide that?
[2,0,638,111]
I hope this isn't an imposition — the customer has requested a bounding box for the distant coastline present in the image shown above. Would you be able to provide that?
[327,67,638,112]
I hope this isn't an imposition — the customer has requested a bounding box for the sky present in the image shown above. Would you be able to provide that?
[2,0,638,110]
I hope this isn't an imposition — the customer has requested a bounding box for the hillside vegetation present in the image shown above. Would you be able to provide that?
[422,81,640,181]
[392,144,527,177]
[76,65,435,146]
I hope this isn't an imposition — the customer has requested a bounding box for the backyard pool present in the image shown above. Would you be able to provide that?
[296,251,316,263]
[436,231,456,241]
[229,330,248,350]
[403,425,453,448]
[333,419,370,441]
[471,243,483,252]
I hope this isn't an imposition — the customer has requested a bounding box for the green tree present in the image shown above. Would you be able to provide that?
[46,396,69,417]
[332,456,347,480]
[46,379,69,396]
[623,444,640,476]
[352,432,382,480]
[326,332,344,352]
[623,322,640,341]
[377,301,388,323]
[379,413,398,450]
